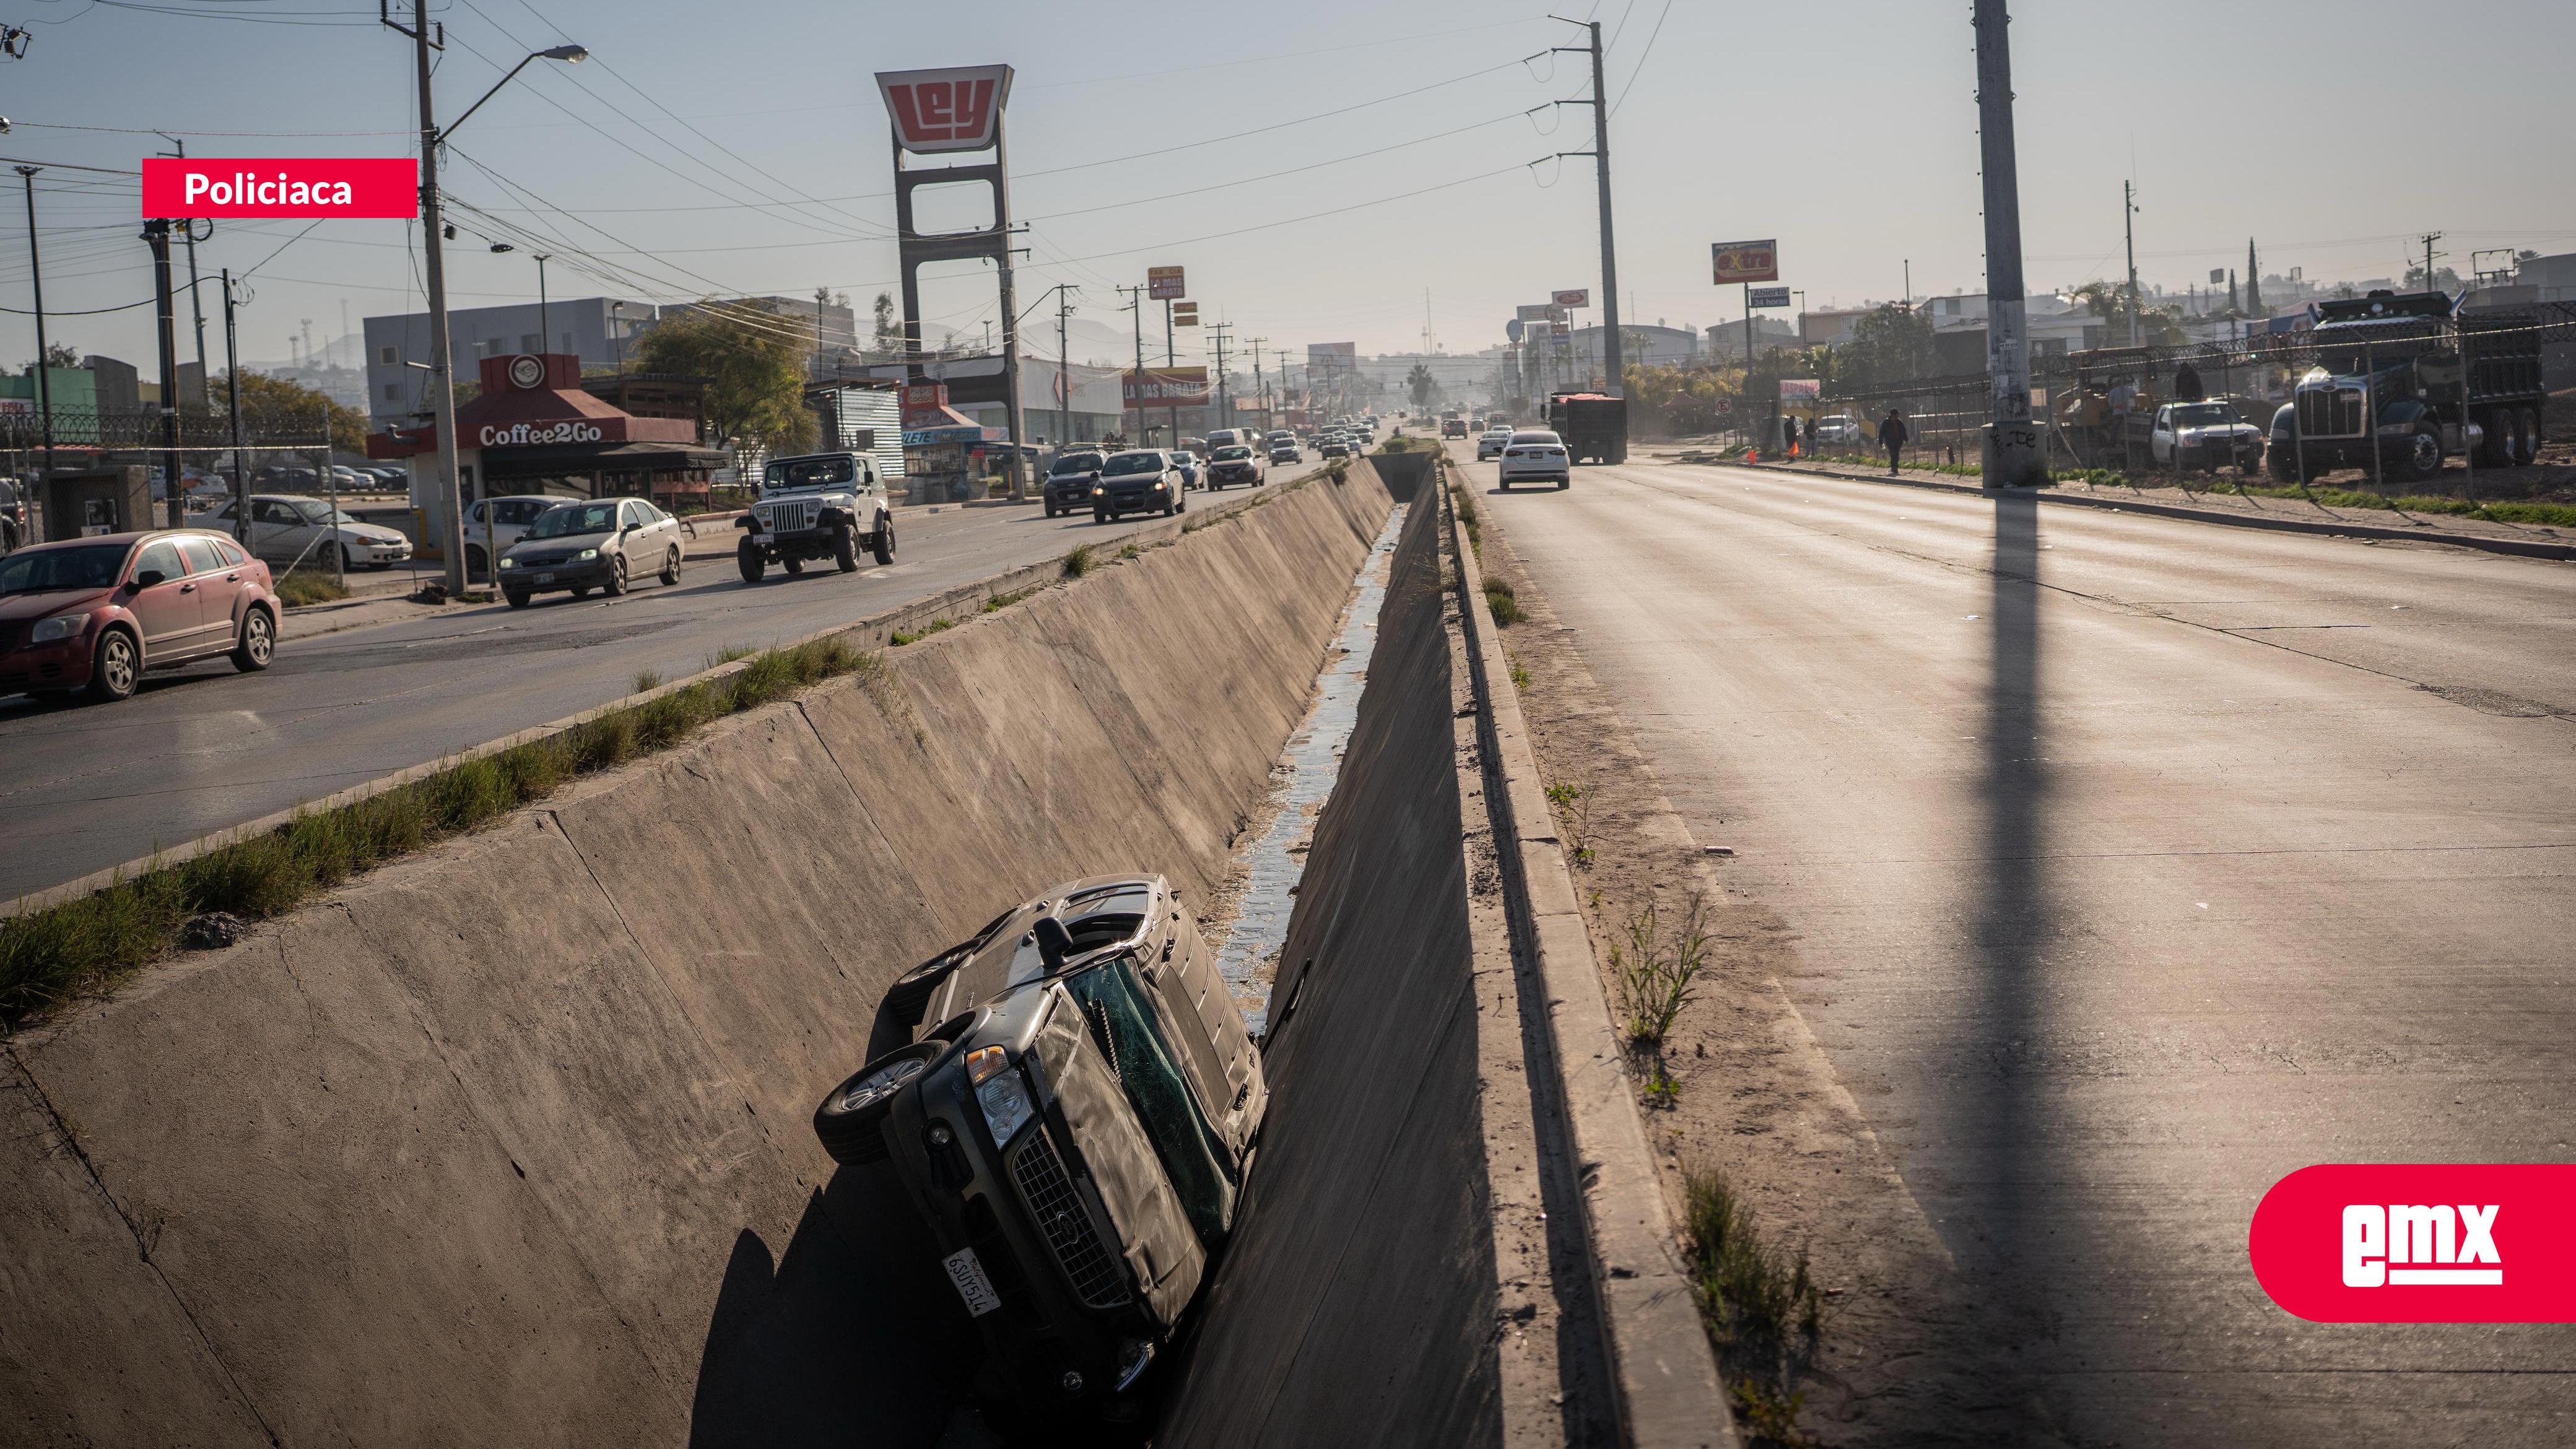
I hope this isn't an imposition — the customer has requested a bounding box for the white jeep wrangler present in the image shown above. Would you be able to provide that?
[737,451,895,581]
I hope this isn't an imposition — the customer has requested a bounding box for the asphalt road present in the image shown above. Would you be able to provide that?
[0,493,1234,905]
[1474,453,2576,1443]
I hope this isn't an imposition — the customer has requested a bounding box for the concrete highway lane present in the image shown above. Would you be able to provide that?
[0,498,1201,905]
[1474,453,2575,1443]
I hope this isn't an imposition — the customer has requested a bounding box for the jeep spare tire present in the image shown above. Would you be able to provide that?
[814,1042,944,1166]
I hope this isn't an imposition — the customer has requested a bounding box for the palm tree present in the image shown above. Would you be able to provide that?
[1406,363,1436,409]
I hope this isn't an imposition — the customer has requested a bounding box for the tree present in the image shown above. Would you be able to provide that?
[186,370,370,453]
[869,292,903,360]
[35,341,77,370]
[1835,302,1936,388]
[633,300,817,454]
[2071,282,2183,347]
[1406,363,1435,409]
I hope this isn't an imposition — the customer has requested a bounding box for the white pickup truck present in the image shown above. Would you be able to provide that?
[737,451,895,581]
[2148,401,2266,475]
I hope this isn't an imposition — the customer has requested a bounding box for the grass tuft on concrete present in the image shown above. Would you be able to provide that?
[0,634,870,1030]
[274,568,349,609]
[1063,542,1097,578]
[1681,1161,1823,1445]
[1482,576,1522,625]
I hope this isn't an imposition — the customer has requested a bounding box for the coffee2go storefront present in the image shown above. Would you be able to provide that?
[369,353,727,564]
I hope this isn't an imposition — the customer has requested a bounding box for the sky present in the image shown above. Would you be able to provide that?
[4,0,2573,378]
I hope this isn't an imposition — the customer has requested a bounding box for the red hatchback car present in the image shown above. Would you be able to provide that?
[0,529,281,703]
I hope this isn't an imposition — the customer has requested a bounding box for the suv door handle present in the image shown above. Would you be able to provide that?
[179,582,197,593]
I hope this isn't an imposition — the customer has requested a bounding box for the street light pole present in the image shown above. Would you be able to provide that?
[142,219,185,528]
[535,252,549,347]
[222,269,249,550]
[383,0,586,596]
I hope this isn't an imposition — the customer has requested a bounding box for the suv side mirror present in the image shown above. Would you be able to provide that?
[1032,916,1073,972]
[131,568,166,590]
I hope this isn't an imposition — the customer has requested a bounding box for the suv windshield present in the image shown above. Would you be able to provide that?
[0,543,128,595]
[1211,446,1250,460]
[528,502,620,539]
[1050,453,1103,476]
[764,456,855,491]
[1102,452,1163,477]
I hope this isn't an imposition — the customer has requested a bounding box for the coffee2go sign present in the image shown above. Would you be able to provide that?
[2248,1164,2576,1321]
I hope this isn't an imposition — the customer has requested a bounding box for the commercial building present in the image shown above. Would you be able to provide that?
[364,296,651,427]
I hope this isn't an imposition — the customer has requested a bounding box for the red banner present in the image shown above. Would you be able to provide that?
[1121,368,1208,407]
[2250,1164,2576,1322]
[141,157,417,219]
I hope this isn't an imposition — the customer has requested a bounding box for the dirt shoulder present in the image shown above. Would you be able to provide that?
[1465,485,2066,1448]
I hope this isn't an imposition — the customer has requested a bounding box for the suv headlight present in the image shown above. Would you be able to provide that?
[576,547,599,561]
[967,1045,1035,1146]
[30,612,87,643]
[498,556,517,570]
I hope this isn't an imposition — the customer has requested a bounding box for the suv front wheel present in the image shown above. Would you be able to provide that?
[833,520,860,573]
[737,536,765,583]
[872,517,895,566]
[814,1042,946,1166]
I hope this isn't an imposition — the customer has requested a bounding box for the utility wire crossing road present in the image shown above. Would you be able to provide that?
[1475,451,2575,1445]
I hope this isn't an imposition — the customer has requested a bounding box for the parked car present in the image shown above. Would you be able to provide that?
[1168,449,1202,490]
[1045,451,1107,519]
[0,529,279,703]
[812,874,1267,1425]
[461,495,565,579]
[498,497,686,607]
[1476,427,1512,461]
[199,494,416,572]
[2149,401,2265,474]
[1812,412,1862,446]
[736,450,895,582]
[1091,451,1186,521]
[0,477,23,554]
[1203,445,1264,490]
[1497,429,1572,489]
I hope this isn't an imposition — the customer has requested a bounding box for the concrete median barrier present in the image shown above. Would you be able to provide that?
[0,466,1395,1445]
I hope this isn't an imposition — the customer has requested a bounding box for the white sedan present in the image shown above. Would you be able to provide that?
[199,494,416,571]
[1495,429,1571,489]
[1475,427,1512,461]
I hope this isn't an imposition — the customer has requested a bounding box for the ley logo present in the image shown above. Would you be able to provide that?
[2250,1165,2576,1321]
[876,66,1014,155]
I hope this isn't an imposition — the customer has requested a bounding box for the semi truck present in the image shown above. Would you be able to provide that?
[2268,289,2548,483]
[1544,392,1629,464]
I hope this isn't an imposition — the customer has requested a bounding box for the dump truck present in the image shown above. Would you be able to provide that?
[2268,290,2548,482]
[1545,391,1629,464]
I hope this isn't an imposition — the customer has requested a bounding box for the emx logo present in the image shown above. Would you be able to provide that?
[2250,1165,2576,1321]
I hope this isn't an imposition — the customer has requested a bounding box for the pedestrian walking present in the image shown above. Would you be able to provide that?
[1879,408,1910,474]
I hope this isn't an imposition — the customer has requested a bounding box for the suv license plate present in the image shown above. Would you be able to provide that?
[534,572,555,584]
[943,1247,1004,1317]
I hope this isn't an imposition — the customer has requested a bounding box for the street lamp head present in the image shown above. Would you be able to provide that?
[539,44,589,62]
[489,242,515,254]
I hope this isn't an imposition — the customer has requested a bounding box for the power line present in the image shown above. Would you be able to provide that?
[1612,0,1676,113]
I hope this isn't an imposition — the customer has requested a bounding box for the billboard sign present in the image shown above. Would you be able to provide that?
[1547,321,1571,336]
[1780,378,1821,404]
[1748,285,1793,309]
[1712,239,1781,284]
[1307,342,1355,375]
[1147,266,1187,300]
[876,66,1014,154]
[1552,288,1590,308]
[141,157,417,219]
[1173,301,1199,326]
[1122,367,1209,407]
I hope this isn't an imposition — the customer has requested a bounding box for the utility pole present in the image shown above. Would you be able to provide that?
[1250,337,1267,430]
[1208,323,1234,431]
[1552,17,1624,399]
[16,166,54,494]
[535,252,550,346]
[2124,180,2141,346]
[222,269,248,548]
[388,0,466,595]
[142,220,185,528]
[1049,283,1077,448]
[1120,284,1147,446]
[2417,230,2444,291]
[1973,0,2044,485]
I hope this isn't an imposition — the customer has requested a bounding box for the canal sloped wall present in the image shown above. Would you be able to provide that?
[0,466,1394,1447]
[1156,492,1512,1445]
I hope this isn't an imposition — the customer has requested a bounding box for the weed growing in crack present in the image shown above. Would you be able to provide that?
[1482,576,1522,625]
[1682,1162,1825,1447]
[1546,780,1595,868]
[1062,542,1096,578]
[1615,893,1710,1048]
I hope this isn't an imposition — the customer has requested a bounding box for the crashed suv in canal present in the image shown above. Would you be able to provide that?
[813,874,1267,1421]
